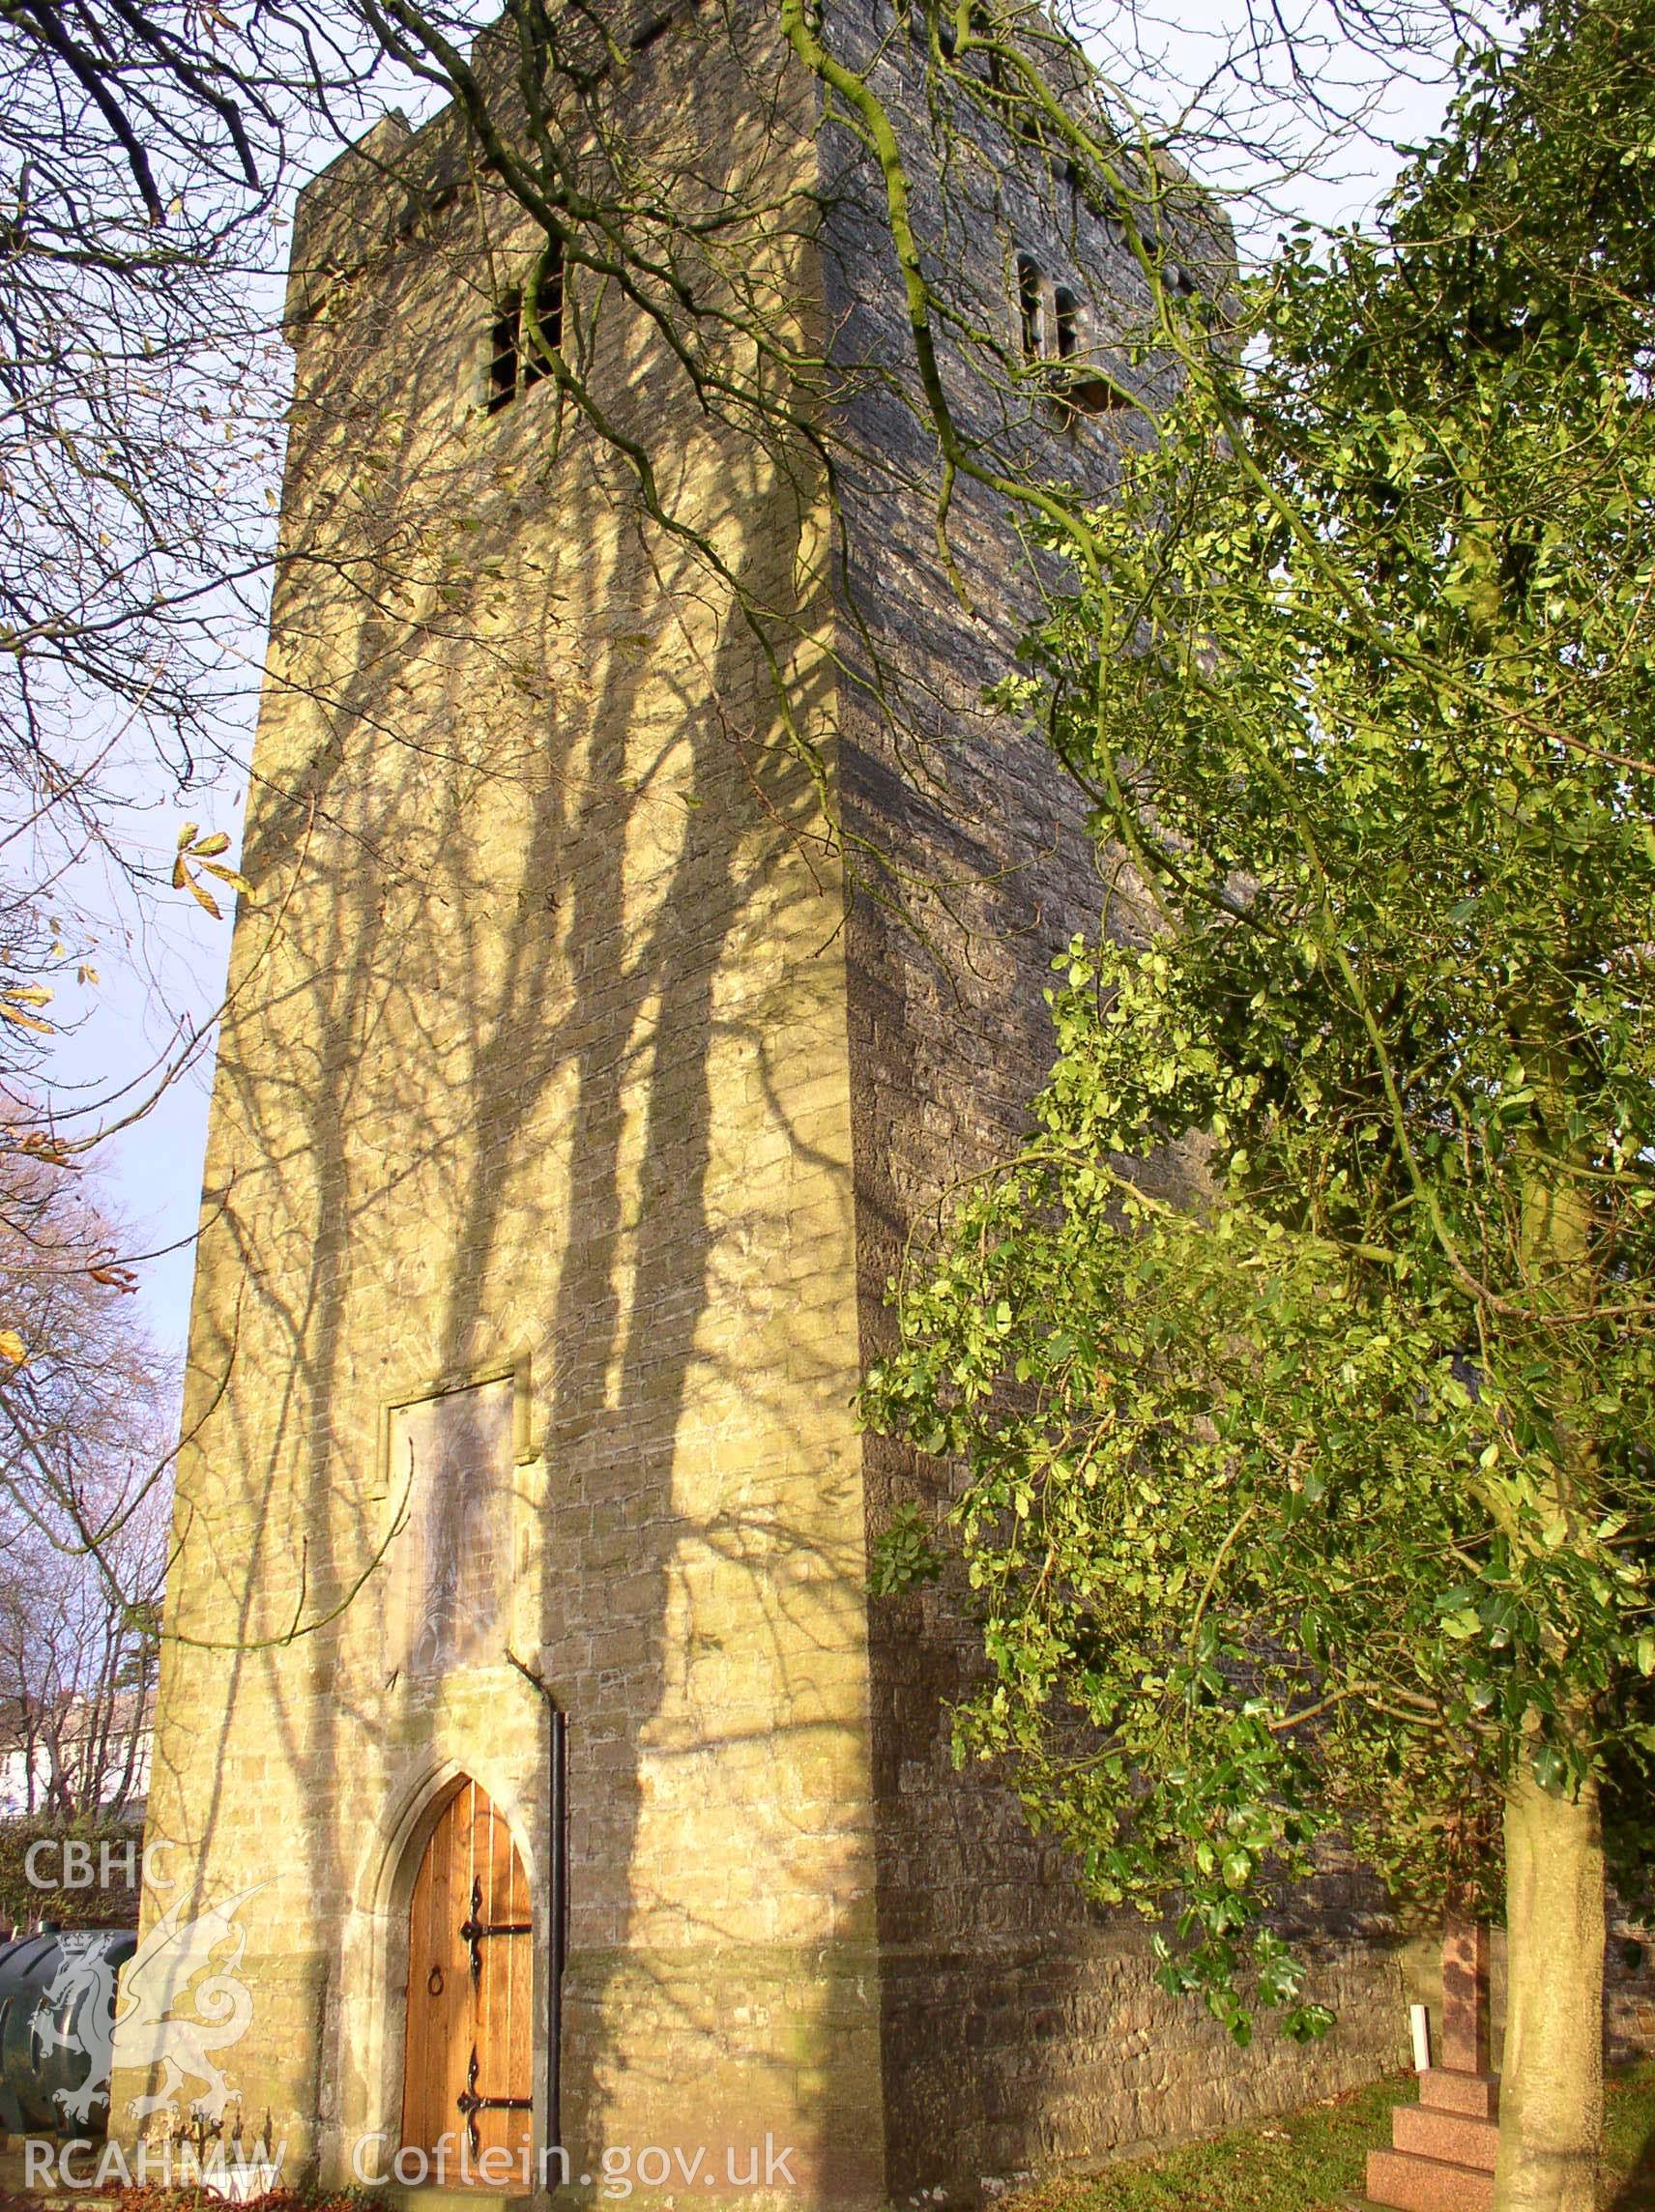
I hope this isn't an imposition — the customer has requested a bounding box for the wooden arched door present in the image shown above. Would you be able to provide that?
[402,1779,535,2183]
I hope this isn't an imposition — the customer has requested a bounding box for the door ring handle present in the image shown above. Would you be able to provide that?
[427,1965,444,1997]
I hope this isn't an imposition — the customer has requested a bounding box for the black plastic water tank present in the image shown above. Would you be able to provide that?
[0,1927,135,2135]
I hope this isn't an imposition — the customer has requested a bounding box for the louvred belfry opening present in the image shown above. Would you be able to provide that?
[402,1779,534,2184]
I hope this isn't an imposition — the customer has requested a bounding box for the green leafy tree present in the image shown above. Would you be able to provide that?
[863,6,1655,2204]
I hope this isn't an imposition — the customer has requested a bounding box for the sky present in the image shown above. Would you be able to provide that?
[56,0,1487,1377]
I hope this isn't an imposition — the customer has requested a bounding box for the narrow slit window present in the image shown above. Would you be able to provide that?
[1054,286,1080,364]
[1051,287,1133,416]
[521,250,564,389]
[486,293,520,413]
[1016,254,1043,364]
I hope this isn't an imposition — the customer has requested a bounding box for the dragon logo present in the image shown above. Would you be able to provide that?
[29,1936,122,2129]
[35,1886,264,2128]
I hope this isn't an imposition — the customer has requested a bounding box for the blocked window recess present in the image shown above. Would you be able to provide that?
[1015,252,1134,416]
[481,251,566,414]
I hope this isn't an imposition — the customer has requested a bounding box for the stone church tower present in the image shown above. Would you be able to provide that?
[119,0,1406,2197]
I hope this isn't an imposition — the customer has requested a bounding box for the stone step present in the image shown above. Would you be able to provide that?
[1392,2103,1498,2172]
[1367,2145,1495,2212]
[1419,2069,1499,2121]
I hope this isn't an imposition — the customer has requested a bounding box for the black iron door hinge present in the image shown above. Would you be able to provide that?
[456,2043,533,2158]
[457,1875,532,1986]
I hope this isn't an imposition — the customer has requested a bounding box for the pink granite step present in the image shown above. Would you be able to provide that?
[1392,2104,1498,2172]
[1367,2144,1495,2212]
[1419,2069,1499,2121]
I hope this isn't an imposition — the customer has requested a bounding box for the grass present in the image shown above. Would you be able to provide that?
[1002,2062,1655,2212]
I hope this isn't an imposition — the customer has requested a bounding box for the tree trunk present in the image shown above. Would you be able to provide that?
[1494,1761,1604,2212]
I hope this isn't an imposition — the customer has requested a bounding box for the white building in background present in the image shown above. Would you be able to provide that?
[0,1686,153,1820]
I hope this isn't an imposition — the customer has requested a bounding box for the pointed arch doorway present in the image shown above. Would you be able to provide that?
[402,1778,535,2185]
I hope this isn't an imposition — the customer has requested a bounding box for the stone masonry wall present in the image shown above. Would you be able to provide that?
[817,1,1409,2191]
[120,7,887,2198]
